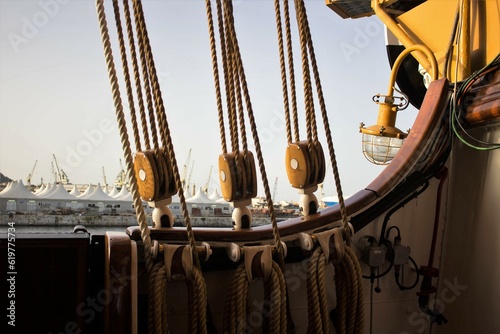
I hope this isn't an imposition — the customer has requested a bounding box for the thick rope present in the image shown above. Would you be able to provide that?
[205,0,228,153]
[296,0,350,236]
[123,0,151,150]
[294,0,317,144]
[98,2,211,333]
[149,262,208,334]
[112,0,141,152]
[274,0,293,144]
[306,245,364,334]
[132,0,159,149]
[333,246,365,334]
[132,0,200,266]
[95,0,154,274]
[284,0,300,142]
[223,261,286,333]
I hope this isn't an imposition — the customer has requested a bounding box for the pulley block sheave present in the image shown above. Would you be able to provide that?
[285,140,326,189]
[218,151,257,202]
[134,148,177,202]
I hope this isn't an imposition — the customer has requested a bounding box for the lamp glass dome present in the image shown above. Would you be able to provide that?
[361,133,405,165]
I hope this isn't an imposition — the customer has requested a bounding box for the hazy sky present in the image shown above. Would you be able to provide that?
[0,0,418,202]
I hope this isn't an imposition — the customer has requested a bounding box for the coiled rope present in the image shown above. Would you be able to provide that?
[306,246,364,334]
[96,1,209,332]
[223,261,287,334]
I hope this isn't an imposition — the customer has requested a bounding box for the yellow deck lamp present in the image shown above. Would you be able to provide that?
[360,44,439,164]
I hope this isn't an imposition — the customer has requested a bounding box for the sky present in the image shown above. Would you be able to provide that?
[0,0,419,202]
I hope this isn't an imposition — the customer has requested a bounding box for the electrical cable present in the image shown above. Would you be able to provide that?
[395,255,420,291]
[378,181,430,245]
[450,55,500,150]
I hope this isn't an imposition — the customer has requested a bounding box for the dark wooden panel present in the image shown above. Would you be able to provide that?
[0,233,89,333]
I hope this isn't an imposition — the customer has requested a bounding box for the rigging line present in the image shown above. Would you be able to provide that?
[220,0,244,197]
[112,0,141,152]
[95,0,153,273]
[284,0,300,143]
[133,0,166,149]
[132,0,159,149]
[205,0,227,153]
[123,0,151,150]
[222,0,283,258]
[215,0,233,153]
[219,0,239,154]
[297,0,319,143]
[274,0,293,144]
[297,0,349,232]
[132,0,201,266]
[294,0,315,144]
[233,53,250,154]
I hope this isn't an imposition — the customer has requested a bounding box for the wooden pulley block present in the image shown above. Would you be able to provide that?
[313,141,326,185]
[286,140,326,189]
[133,148,177,202]
[134,150,160,201]
[242,151,258,199]
[219,151,257,202]
[156,148,177,198]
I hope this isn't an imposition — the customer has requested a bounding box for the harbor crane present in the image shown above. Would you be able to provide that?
[25,160,38,186]
[52,154,69,184]
[186,160,195,196]
[114,159,128,188]
[272,177,278,203]
[102,166,108,189]
[181,148,192,189]
[202,165,213,194]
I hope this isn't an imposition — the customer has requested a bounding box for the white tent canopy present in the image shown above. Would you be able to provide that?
[0,180,38,199]
[69,184,81,196]
[33,183,46,195]
[186,189,214,204]
[43,183,78,201]
[113,186,130,199]
[0,181,15,195]
[77,184,94,199]
[82,183,113,201]
[108,185,120,197]
[208,188,222,201]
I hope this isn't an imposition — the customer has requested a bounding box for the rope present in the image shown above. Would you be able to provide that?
[132,0,200,266]
[296,0,350,236]
[123,0,151,150]
[223,261,287,333]
[274,0,292,144]
[205,0,228,153]
[284,0,300,143]
[306,245,364,334]
[149,262,208,334]
[112,0,141,152]
[97,1,211,332]
[95,0,154,274]
[132,0,159,149]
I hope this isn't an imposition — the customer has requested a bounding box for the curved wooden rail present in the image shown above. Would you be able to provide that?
[127,78,450,244]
